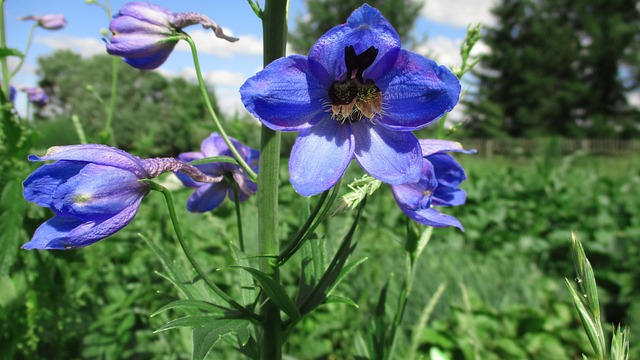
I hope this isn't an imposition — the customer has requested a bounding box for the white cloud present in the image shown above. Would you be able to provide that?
[421,0,498,27]
[35,35,105,57]
[175,29,262,57]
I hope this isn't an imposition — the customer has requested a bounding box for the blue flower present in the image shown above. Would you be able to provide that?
[23,87,48,107]
[391,140,474,230]
[240,5,460,196]
[19,14,66,30]
[176,133,259,212]
[105,2,238,70]
[8,85,16,103]
[23,144,221,250]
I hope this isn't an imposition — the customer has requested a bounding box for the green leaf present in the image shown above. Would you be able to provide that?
[231,245,258,307]
[189,155,239,166]
[325,295,359,308]
[0,47,24,59]
[235,266,301,322]
[156,315,246,333]
[150,299,226,317]
[0,180,27,275]
[192,319,250,360]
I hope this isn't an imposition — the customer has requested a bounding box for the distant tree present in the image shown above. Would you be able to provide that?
[464,0,640,138]
[36,51,222,156]
[289,0,423,55]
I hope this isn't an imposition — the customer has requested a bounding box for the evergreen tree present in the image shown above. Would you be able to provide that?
[464,0,640,138]
[289,0,423,54]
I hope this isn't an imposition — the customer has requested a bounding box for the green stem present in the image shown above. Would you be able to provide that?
[9,24,36,79]
[258,0,288,359]
[149,181,253,318]
[232,183,245,252]
[184,35,258,182]
[0,1,10,97]
[103,57,119,146]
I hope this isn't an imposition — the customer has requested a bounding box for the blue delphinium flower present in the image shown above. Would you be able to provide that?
[240,4,460,196]
[391,140,474,230]
[105,2,238,70]
[8,85,16,103]
[23,87,48,107]
[176,133,259,212]
[19,14,66,30]
[23,144,221,250]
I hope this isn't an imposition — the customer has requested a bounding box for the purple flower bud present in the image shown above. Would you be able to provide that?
[8,85,16,103]
[23,87,48,107]
[22,144,221,250]
[390,140,474,230]
[176,133,259,213]
[19,14,66,30]
[105,2,238,70]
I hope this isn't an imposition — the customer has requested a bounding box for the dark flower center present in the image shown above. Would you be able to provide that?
[327,45,383,123]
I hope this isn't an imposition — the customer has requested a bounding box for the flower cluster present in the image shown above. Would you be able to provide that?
[105,2,238,70]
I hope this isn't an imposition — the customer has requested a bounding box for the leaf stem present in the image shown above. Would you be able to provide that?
[232,182,245,252]
[8,24,35,79]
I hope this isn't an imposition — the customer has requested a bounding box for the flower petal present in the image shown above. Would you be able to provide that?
[22,197,143,250]
[28,144,147,178]
[23,161,86,209]
[308,4,401,80]
[402,206,464,230]
[352,122,421,184]
[241,55,327,131]
[433,187,466,207]
[52,164,147,221]
[289,119,354,196]
[390,159,437,210]
[376,50,461,130]
[117,2,172,27]
[419,139,475,156]
[186,183,228,212]
[429,153,466,188]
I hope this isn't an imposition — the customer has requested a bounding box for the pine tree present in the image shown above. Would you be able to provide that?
[464,0,640,138]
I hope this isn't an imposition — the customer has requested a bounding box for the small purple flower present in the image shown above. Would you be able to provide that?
[23,87,48,107]
[23,144,221,250]
[240,5,460,196]
[19,14,66,30]
[105,2,238,70]
[391,140,474,230]
[176,133,259,213]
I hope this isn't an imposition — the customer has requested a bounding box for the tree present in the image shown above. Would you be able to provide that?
[289,0,423,55]
[36,50,223,156]
[464,0,640,138]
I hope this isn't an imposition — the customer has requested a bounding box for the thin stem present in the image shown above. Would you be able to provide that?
[149,181,253,318]
[232,182,245,252]
[102,57,118,146]
[0,1,10,96]
[258,0,288,358]
[9,24,36,79]
[184,35,258,182]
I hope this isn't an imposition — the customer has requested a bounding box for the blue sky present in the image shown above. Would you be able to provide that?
[4,0,495,115]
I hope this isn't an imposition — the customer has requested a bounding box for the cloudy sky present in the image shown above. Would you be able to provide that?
[4,0,497,115]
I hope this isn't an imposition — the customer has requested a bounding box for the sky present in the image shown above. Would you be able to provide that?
[4,0,498,116]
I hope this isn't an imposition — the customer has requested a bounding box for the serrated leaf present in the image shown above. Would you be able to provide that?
[0,47,24,59]
[235,266,301,322]
[192,319,249,360]
[151,299,225,317]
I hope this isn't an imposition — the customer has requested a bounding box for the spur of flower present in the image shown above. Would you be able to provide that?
[19,14,66,30]
[241,4,460,196]
[23,144,221,250]
[105,1,238,70]
[176,133,259,212]
[391,140,474,230]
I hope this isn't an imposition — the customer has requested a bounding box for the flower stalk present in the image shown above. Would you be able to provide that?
[185,35,258,182]
[258,0,288,358]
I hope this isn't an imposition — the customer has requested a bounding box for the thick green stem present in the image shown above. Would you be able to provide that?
[258,1,288,359]
[0,1,9,96]
[185,35,258,182]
